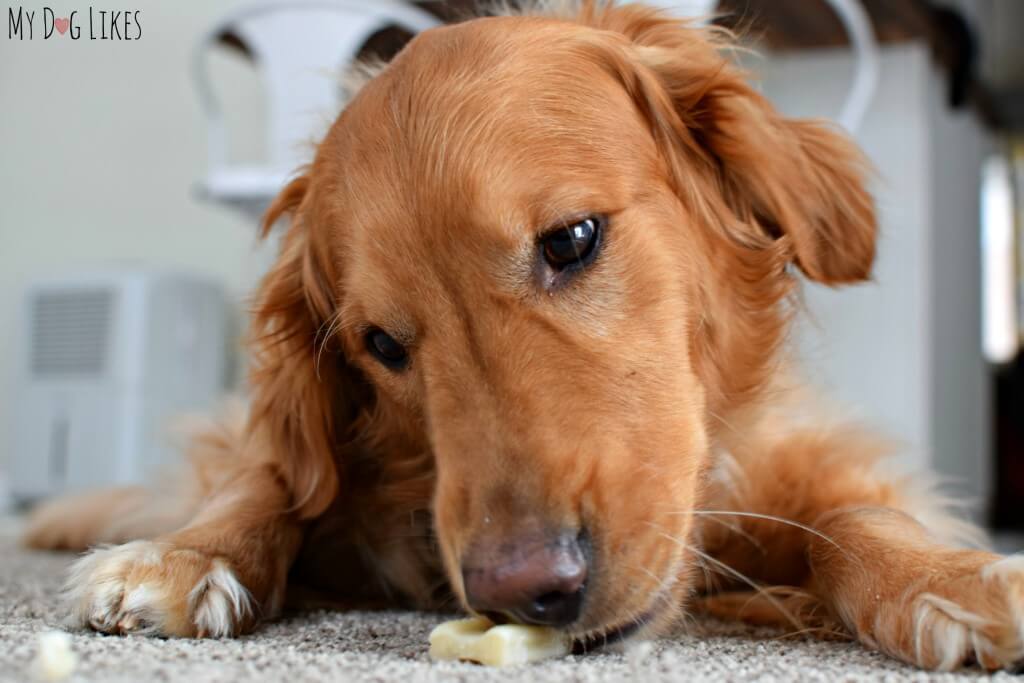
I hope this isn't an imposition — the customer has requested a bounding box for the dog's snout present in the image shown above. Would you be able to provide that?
[462,531,587,627]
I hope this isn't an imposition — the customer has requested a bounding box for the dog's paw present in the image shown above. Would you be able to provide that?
[879,554,1024,671]
[64,540,253,638]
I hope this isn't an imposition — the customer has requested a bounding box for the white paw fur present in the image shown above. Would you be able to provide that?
[910,554,1024,671]
[64,541,252,638]
[189,560,252,638]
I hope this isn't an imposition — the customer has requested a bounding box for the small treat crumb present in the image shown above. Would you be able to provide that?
[32,630,78,681]
[429,616,570,667]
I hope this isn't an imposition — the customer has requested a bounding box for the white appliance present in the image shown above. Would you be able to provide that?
[9,270,228,500]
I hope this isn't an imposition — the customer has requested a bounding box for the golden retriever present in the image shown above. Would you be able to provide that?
[23,0,1024,671]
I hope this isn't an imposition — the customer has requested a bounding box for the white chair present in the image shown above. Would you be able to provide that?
[193,0,439,221]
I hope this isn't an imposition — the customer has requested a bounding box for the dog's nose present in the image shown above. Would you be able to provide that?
[462,531,587,627]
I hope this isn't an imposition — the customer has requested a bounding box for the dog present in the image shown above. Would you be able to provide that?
[23,1,1024,671]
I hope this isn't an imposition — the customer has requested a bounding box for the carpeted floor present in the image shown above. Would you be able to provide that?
[1,524,1020,683]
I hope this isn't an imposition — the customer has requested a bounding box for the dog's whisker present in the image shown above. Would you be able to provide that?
[432,592,461,612]
[672,510,843,552]
[692,548,717,594]
[626,567,683,639]
[633,565,673,598]
[698,515,766,554]
[706,409,740,436]
[313,310,345,381]
[649,523,805,631]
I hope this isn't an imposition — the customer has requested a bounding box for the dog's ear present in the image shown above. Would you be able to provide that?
[247,174,358,519]
[587,3,877,284]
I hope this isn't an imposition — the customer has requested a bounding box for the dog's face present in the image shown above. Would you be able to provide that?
[250,6,875,644]
[333,21,710,639]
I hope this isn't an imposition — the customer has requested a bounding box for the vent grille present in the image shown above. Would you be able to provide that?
[31,289,114,376]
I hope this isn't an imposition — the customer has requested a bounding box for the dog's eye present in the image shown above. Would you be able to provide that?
[540,216,602,271]
[365,328,409,370]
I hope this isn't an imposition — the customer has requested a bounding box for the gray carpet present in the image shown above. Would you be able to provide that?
[1,526,1020,683]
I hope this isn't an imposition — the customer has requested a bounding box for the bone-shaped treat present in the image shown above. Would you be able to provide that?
[428,616,571,666]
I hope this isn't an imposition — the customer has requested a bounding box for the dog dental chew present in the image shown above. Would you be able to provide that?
[428,616,571,666]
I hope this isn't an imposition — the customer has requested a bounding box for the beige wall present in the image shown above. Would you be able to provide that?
[0,1,278,472]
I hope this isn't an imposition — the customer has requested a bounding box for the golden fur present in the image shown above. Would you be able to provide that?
[23,2,1023,671]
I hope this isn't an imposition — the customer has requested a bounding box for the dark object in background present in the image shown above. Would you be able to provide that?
[992,358,1024,530]
[928,5,975,109]
[359,25,416,63]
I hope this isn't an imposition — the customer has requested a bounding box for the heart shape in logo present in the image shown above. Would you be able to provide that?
[54,17,70,35]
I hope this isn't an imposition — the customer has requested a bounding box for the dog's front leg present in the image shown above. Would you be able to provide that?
[64,462,303,638]
[808,507,1023,671]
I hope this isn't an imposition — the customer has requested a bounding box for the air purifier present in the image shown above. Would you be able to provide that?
[9,269,228,500]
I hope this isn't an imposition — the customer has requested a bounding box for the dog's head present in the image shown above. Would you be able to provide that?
[247,2,875,644]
